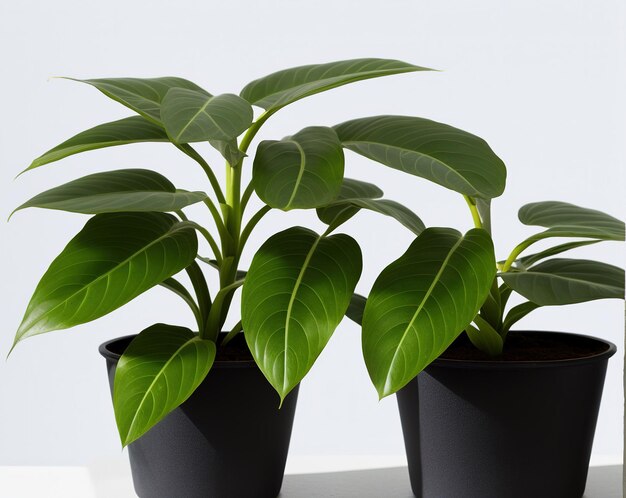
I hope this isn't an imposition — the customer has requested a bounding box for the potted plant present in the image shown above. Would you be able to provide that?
[347,195,623,496]
[9,59,508,497]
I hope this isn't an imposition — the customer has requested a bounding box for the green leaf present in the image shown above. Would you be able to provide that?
[69,77,210,124]
[346,293,367,325]
[161,89,253,144]
[241,227,362,400]
[334,115,507,199]
[13,169,207,215]
[24,116,169,172]
[362,228,496,397]
[316,177,383,228]
[113,324,215,446]
[13,212,198,345]
[466,316,503,356]
[500,258,625,306]
[514,240,601,269]
[252,127,344,210]
[502,301,539,334]
[518,201,625,241]
[240,58,431,112]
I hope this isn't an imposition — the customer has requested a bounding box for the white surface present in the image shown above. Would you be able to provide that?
[0,0,624,466]
[0,462,621,498]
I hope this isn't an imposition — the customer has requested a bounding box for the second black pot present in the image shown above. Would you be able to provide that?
[396,331,615,498]
[100,334,299,498]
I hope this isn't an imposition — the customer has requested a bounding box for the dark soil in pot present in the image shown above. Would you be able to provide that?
[396,331,616,498]
[100,333,299,498]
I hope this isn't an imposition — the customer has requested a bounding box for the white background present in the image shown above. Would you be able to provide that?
[0,0,624,467]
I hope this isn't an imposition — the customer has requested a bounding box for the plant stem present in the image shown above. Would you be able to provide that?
[463,195,483,229]
[177,144,226,204]
[501,239,536,272]
[239,205,272,252]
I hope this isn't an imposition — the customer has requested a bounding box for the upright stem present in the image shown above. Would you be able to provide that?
[463,195,483,229]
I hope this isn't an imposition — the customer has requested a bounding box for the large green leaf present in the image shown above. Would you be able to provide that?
[334,115,507,199]
[518,201,625,241]
[13,212,198,345]
[160,89,253,144]
[13,169,207,215]
[240,58,431,112]
[241,227,362,400]
[252,127,344,210]
[24,116,169,172]
[69,77,210,124]
[500,258,625,306]
[316,177,382,228]
[114,323,215,446]
[362,228,496,397]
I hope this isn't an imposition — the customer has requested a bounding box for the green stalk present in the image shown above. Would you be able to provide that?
[463,195,483,229]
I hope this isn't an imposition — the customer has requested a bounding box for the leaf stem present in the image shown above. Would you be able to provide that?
[221,320,243,346]
[188,221,222,264]
[463,195,483,229]
[177,144,226,204]
[239,205,272,252]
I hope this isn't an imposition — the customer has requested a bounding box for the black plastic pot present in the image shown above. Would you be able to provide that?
[396,331,616,498]
[99,334,299,498]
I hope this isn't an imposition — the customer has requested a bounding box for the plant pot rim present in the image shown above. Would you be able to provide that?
[98,334,258,369]
[430,330,616,370]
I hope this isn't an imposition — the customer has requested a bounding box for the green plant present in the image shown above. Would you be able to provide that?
[12,58,511,446]
[351,201,624,397]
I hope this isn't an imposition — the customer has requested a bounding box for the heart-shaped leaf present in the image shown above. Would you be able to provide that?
[24,116,169,172]
[13,169,207,215]
[500,258,625,305]
[518,201,625,241]
[161,89,253,144]
[334,115,507,199]
[241,227,362,400]
[253,127,344,210]
[13,212,198,346]
[362,228,496,397]
[240,58,431,112]
[69,77,210,124]
[114,323,215,446]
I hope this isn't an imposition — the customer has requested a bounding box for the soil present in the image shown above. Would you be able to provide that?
[440,331,610,362]
[215,333,255,362]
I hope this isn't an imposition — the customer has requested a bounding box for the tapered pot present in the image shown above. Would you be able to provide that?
[396,331,615,498]
[100,334,299,498]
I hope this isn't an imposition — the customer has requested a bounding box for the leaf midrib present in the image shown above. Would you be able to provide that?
[284,140,307,209]
[123,335,201,443]
[17,221,191,339]
[383,235,465,394]
[282,234,323,392]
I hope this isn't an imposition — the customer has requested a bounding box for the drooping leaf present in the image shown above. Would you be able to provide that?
[159,278,202,329]
[345,293,367,325]
[334,115,507,199]
[316,177,383,228]
[241,227,362,400]
[518,201,625,241]
[240,58,431,112]
[13,212,198,345]
[24,116,169,172]
[466,316,503,356]
[114,324,215,446]
[161,89,253,144]
[68,77,210,124]
[362,228,496,397]
[13,169,207,215]
[321,198,425,235]
[514,240,601,269]
[500,258,624,306]
[502,301,540,334]
[252,127,344,210]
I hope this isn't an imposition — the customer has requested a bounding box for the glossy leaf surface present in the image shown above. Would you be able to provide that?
[253,127,344,210]
[25,117,169,171]
[14,169,206,215]
[241,227,362,400]
[161,89,253,144]
[519,201,624,241]
[466,316,503,356]
[240,58,430,112]
[114,324,215,446]
[362,228,496,397]
[334,115,506,199]
[500,258,624,306]
[14,213,198,344]
[514,240,601,269]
